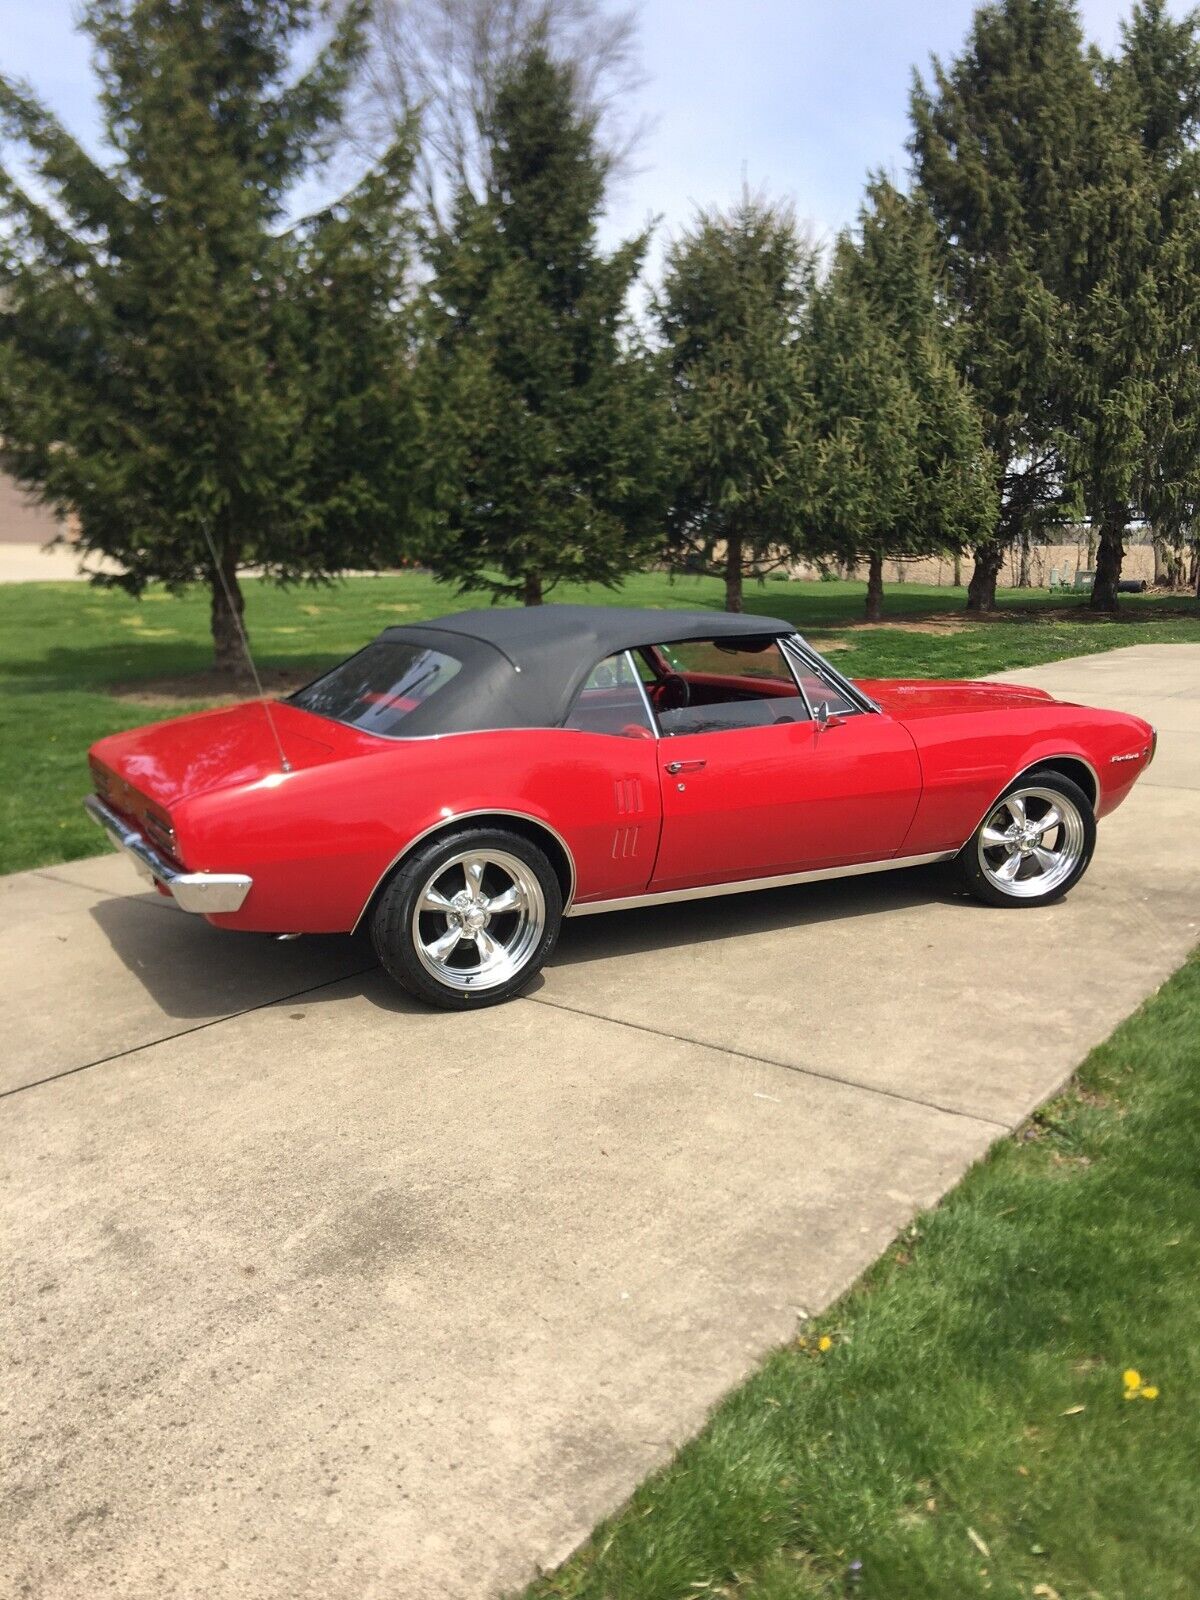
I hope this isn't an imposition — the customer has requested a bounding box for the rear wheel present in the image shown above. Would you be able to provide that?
[370,828,562,1009]
[958,770,1095,908]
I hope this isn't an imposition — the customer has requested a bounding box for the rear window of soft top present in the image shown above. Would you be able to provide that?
[290,641,462,737]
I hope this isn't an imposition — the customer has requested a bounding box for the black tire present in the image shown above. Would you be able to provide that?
[957,767,1096,908]
[370,827,563,1010]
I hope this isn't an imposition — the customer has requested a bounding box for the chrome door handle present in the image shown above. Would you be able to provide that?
[665,759,706,774]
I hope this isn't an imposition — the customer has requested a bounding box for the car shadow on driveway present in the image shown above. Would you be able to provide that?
[549,862,971,968]
[86,863,971,1022]
[85,895,387,1020]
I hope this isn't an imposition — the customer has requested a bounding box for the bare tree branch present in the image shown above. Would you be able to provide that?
[349,0,647,230]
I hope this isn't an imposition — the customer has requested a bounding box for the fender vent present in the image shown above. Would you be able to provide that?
[614,777,643,815]
[611,825,641,860]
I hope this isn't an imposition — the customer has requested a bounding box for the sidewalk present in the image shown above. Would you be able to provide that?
[0,540,125,582]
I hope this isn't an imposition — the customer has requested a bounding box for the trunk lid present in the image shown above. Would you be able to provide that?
[89,700,354,811]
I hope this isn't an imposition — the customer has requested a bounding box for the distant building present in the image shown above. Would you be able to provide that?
[0,471,67,544]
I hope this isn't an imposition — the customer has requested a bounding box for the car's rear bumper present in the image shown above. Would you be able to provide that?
[83,794,253,914]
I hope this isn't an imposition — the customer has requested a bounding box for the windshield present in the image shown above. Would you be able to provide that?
[290,641,463,737]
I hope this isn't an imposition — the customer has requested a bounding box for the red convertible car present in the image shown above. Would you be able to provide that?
[86,605,1156,1009]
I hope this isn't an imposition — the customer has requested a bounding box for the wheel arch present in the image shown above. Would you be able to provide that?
[352,809,576,933]
[1023,754,1098,811]
[962,752,1100,851]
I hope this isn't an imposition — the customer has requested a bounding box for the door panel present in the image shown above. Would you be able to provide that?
[650,715,923,890]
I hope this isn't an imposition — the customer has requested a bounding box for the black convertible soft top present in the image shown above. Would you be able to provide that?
[364,604,796,736]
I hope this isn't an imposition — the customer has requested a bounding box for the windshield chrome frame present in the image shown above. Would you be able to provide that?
[781,635,881,715]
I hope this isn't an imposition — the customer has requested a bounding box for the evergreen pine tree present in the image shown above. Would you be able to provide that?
[420,46,665,605]
[1056,44,1163,611]
[655,192,816,612]
[805,183,996,621]
[1106,0,1200,603]
[283,146,425,586]
[0,0,422,671]
[910,0,1091,611]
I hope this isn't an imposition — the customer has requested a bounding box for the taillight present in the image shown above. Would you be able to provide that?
[89,760,179,861]
[144,804,178,860]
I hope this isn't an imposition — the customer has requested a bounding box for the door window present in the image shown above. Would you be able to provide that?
[644,637,809,736]
[563,652,655,738]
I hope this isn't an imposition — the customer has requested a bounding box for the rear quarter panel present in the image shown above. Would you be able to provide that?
[176,728,662,934]
[895,701,1154,856]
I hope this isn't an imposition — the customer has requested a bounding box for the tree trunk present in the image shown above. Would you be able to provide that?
[210,543,248,677]
[522,573,544,606]
[1090,517,1125,612]
[724,533,744,612]
[1018,531,1031,588]
[1153,538,1169,587]
[865,549,884,622]
[966,538,1005,612]
[953,552,962,588]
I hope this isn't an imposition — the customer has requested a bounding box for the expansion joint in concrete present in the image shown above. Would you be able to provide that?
[2,964,379,1101]
[524,993,1009,1132]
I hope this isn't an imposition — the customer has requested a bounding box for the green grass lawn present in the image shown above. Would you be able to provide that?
[1,570,1196,875]
[524,950,1200,1600]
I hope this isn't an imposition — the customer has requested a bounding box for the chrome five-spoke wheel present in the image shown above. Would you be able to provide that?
[977,785,1086,898]
[412,848,546,992]
[370,827,563,1009]
[960,769,1096,908]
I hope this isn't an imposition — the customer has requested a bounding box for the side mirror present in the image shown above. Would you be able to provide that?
[815,700,843,731]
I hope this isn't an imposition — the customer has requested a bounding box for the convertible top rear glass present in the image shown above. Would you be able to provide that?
[290,641,464,737]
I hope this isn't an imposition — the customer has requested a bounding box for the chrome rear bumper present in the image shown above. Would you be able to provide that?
[83,794,252,914]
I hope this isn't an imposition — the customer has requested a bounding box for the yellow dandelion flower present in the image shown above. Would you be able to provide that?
[1140,1386,1159,1401]
[1123,1388,1139,1401]
[818,1335,833,1352]
[1122,1369,1141,1391]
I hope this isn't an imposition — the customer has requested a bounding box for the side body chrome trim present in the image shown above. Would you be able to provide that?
[564,849,956,917]
[84,794,253,914]
[351,807,580,933]
[962,753,1103,847]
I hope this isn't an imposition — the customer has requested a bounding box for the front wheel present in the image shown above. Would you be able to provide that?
[370,828,563,1009]
[958,769,1096,908]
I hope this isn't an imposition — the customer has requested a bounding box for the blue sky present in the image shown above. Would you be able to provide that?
[0,0,1162,262]
[603,0,1147,256]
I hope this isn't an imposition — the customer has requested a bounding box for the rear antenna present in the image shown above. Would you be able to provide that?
[201,522,291,773]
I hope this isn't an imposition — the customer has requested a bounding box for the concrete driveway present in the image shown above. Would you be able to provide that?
[4,643,1197,1600]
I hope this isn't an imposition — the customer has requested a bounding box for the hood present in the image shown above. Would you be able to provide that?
[857,678,1059,720]
[89,700,354,810]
